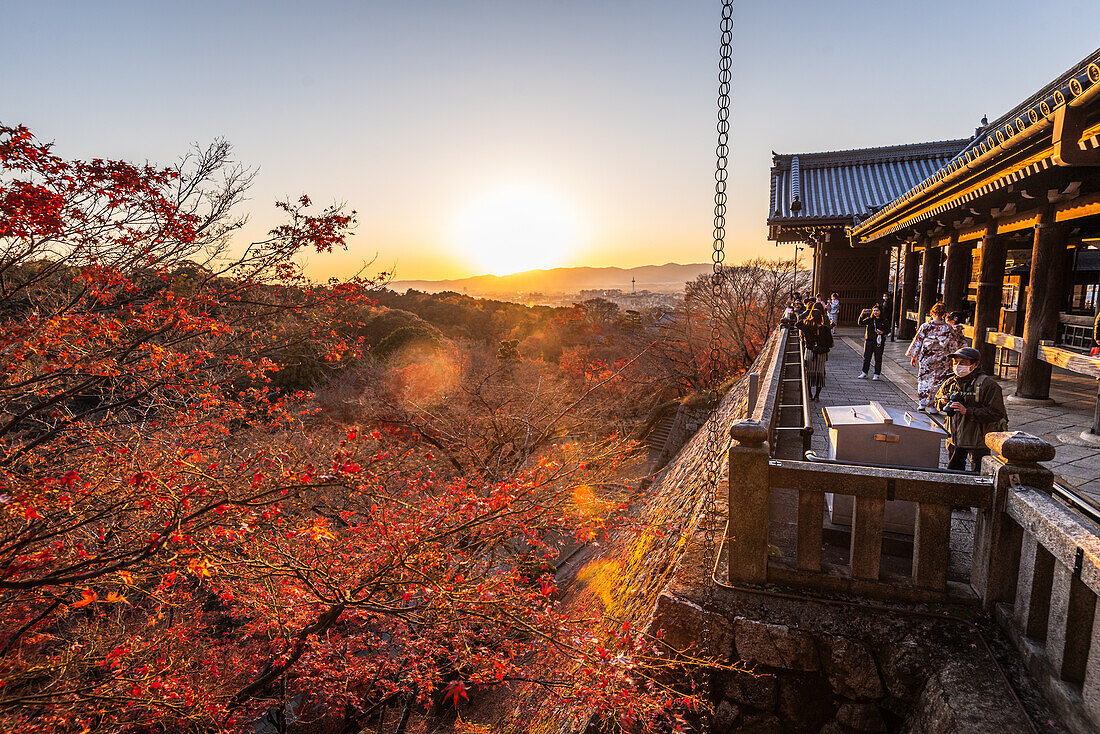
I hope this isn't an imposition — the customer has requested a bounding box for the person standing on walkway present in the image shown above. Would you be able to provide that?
[905,302,957,413]
[791,293,807,321]
[879,293,894,336]
[828,292,841,334]
[945,311,968,379]
[935,347,1007,472]
[947,311,967,344]
[798,302,833,401]
[1092,309,1100,354]
[857,304,888,380]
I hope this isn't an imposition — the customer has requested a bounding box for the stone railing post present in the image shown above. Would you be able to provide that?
[727,420,770,585]
[971,431,1056,610]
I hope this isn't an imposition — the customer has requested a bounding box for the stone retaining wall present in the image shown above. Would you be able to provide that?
[650,577,1040,733]
[655,403,716,468]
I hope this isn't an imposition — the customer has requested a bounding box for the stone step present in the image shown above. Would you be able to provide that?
[645,413,678,449]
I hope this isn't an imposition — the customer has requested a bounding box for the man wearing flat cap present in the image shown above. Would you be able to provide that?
[934,346,1008,472]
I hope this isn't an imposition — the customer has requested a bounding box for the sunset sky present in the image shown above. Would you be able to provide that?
[5,1,1098,281]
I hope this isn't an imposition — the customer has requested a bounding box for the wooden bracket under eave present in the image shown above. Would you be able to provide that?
[1052,105,1100,166]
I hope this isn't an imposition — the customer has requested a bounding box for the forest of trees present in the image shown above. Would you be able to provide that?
[0,126,804,733]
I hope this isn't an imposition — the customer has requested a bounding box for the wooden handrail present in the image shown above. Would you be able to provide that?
[986,330,1025,351]
[1039,344,1100,379]
[984,329,1100,378]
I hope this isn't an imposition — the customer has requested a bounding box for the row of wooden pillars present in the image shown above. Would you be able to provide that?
[896,212,1068,401]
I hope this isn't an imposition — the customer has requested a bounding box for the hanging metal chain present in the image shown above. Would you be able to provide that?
[702,0,734,588]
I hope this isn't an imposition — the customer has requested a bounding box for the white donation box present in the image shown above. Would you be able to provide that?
[822,401,947,535]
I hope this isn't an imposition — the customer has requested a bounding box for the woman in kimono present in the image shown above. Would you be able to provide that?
[906,303,962,413]
[798,303,833,401]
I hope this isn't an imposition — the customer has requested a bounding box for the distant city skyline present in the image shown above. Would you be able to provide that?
[5,1,1097,280]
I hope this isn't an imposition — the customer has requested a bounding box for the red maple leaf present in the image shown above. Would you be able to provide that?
[442,680,468,708]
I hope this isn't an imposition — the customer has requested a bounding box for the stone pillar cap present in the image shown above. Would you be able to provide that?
[985,431,1056,463]
[730,420,768,446]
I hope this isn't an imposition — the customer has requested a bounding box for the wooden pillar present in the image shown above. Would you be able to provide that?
[875,247,892,304]
[891,244,902,340]
[815,236,833,299]
[973,231,1007,375]
[900,242,920,340]
[943,232,970,315]
[811,242,824,297]
[1016,218,1068,399]
[917,239,941,325]
[1093,382,1100,436]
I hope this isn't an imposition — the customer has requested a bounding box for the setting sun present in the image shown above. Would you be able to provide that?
[452,185,583,276]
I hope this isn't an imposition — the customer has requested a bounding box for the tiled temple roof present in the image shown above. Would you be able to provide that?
[768,140,969,227]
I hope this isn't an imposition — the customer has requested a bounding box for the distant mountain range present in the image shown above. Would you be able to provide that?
[388,263,712,296]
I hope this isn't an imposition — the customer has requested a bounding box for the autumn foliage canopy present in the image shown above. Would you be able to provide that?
[0,126,712,733]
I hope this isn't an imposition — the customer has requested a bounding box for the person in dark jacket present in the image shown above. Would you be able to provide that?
[857,304,888,380]
[934,346,1008,472]
[798,303,833,401]
[880,293,894,335]
[790,294,807,321]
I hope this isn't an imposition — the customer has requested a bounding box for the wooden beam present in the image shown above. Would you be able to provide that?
[984,333,1100,379]
[997,208,1043,235]
[1055,192,1100,224]
[987,331,1025,351]
[958,224,988,242]
[1038,345,1100,379]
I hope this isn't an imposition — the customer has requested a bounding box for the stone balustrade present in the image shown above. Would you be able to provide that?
[722,324,1100,731]
[727,419,1100,730]
[976,431,1100,734]
[748,324,787,449]
[727,420,993,602]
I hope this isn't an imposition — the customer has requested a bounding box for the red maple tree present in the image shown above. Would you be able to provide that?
[0,126,705,733]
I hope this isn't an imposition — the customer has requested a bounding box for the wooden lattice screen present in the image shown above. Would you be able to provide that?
[826,248,883,325]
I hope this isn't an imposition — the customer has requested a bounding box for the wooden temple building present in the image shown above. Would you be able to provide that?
[769,47,1100,422]
[768,139,968,325]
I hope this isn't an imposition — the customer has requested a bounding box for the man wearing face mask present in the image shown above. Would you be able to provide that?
[934,347,1008,472]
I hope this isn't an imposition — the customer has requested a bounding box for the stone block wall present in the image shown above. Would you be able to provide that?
[713,617,912,733]
[649,590,1039,734]
[655,403,717,468]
